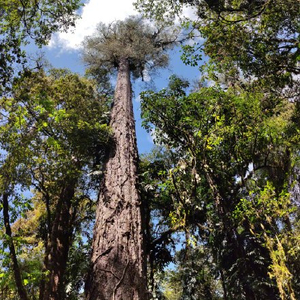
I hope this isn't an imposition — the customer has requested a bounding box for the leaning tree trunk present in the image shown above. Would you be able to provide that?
[86,58,148,300]
[2,193,29,300]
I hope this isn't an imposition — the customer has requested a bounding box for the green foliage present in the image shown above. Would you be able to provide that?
[161,245,222,300]
[0,69,111,298]
[0,0,82,91]
[82,16,179,79]
[139,75,300,299]
[136,0,300,93]
[200,0,300,91]
[234,183,297,300]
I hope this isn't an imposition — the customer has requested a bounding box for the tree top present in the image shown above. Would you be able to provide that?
[82,16,179,79]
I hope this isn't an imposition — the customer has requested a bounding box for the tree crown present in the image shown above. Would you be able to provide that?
[82,16,179,79]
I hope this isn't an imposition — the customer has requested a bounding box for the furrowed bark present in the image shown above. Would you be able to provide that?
[86,58,147,300]
[41,181,76,300]
[2,193,29,300]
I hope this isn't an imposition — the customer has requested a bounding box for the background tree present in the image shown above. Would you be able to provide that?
[139,76,300,299]
[82,16,178,300]
[0,69,111,300]
[135,0,300,96]
[0,0,82,92]
[134,1,300,297]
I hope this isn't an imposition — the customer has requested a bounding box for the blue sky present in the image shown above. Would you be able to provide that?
[37,0,203,154]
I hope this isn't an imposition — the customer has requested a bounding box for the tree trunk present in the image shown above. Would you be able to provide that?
[2,193,29,300]
[41,181,76,300]
[86,58,148,300]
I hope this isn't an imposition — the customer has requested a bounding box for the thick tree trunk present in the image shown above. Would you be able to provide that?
[41,182,76,300]
[86,58,147,300]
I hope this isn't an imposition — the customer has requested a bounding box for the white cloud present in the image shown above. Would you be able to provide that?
[181,5,198,21]
[50,0,138,50]
[49,0,200,51]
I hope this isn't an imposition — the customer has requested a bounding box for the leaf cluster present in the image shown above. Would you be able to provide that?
[139,75,300,299]
[0,0,82,92]
[136,0,300,95]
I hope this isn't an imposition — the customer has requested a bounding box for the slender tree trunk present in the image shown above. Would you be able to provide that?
[86,58,148,300]
[2,193,29,300]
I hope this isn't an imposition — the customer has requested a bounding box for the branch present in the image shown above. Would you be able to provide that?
[150,224,184,248]
[219,0,272,24]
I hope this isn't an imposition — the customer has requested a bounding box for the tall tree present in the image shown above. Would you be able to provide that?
[135,1,300,298]
[82,17,178,300]
[0,69,111,300]
[140,76,300,299]
[135,0,300,95]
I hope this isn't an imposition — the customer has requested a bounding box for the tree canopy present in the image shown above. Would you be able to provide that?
[0,69,111,299]
[82,16,179,79]
[139,75,300,299]
[1,1,300,299]
[0,0,82,92]
[135,0,300,94]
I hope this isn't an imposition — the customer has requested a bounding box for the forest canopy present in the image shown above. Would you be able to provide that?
[0,0,82,92]
[0,1,300,300]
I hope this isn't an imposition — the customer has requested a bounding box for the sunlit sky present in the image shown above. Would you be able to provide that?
[40,0,203,154]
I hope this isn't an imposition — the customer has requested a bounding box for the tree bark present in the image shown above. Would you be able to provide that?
[86,58,148,300]
[2,193,29,300]
[41,181,76,300]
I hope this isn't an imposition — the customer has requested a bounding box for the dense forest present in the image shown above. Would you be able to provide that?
[0,0,299,300]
